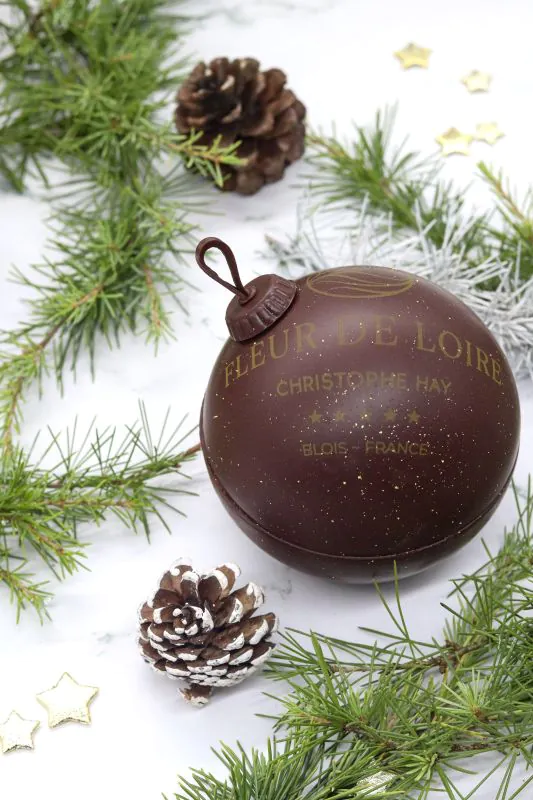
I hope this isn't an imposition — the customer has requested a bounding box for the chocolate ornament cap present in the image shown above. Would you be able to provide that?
[197,238,520,583]
[196,237,297,342]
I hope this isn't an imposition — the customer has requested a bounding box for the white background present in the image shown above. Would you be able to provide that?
[1,0,533,797]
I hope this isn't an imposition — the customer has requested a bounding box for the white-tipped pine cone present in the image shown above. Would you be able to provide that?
[138,561,278,706]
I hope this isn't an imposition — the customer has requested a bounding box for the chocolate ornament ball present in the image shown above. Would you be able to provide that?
[197,238,520,582]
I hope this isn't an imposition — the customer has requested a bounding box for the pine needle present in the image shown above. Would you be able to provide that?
[0,0,243,451]
[302,109,533,283]
[0,402,199,620]
[167,483,533,800]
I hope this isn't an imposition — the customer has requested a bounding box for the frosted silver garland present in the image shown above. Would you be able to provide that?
[264,201,533,380]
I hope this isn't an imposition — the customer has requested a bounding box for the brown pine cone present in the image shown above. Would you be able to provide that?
[175,57,306,195]
[138,561,278,706]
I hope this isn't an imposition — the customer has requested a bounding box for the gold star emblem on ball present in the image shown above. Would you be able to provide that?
[334,410,346,421]
[384,408,397,422]
[474,122,504,145]
[436,128,472,157]
[462,71,491,93]
[408,409,421,423]
[37,673,99,728]
[308,410,322,424]
[0,711,39,753]
[394,43,431,69]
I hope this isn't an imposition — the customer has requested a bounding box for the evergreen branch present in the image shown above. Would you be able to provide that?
[0,555,53,622]
[0,179,195,451]
[266,482,533,796]
[304,110,533,283]
[0,0,187,185]
[305,110,488,259]
[0,405,200,620]
[169,735,413,800]
[0,0,243,189]
[164,484,533,800]
[479,162,533,280]
[271,484,533,684]
[479,164,533,232]
[0,0,244,453]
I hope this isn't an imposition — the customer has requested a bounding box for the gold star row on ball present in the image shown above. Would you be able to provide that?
[0,673,98,754]
[308,409,421,424]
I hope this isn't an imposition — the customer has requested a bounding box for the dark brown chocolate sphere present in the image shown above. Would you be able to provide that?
[197,239,520,582]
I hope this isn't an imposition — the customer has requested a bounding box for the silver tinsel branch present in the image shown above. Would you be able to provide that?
[264,201,533,380]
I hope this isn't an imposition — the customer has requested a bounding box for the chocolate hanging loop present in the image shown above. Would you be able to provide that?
[195,237,254,305]
[195,235,298,341]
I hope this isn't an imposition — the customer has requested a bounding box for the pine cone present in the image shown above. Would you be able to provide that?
[138,561,278,706]
[175,57,306,195]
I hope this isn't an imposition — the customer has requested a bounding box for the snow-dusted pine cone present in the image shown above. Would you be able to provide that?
[138,561,278,706]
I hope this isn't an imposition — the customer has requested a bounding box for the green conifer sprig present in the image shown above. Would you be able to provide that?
[305,110,533,282]
[1,404,199,620]
[0,0,234,610]
[0,180,194,453]
[167,482,533,800]
[0,0,242,189]
[0,0,243,450]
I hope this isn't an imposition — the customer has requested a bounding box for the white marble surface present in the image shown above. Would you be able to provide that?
[1,1,533,797]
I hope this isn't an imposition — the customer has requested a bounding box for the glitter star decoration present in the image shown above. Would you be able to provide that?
[308,410,322,423]
[474,122,504,145]
[462,70,491,93]
[0,712,39,753]
[436,128,472,157]
[37,673,99,728]
[394,42,431,69]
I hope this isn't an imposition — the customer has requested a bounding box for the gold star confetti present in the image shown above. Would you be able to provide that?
[384,408,397,422]
[0,712,39,753]
[308,410,322,424]
[37,673,98,728]
[334,410,346,421]
[436,128,472,157]
[474,122,504,145]
[394,43,431,69]
[408,409,421,423]
[462,70,491,93]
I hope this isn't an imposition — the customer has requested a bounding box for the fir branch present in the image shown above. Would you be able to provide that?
[0,180,195,451]
[0,405,200,620]
[0,0,244,451]
[266,482,533,798]
[305,110,488,260]
[0,0,188,185]
[270,484,533,683]
[0,0,242,188]
[479,162,533,281]
[166,483,533,800]
[304,109,533,283]
[169,736,408,800]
